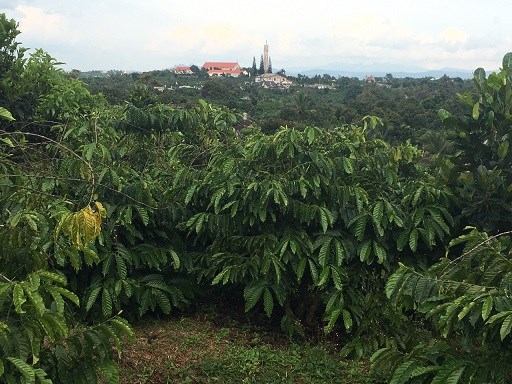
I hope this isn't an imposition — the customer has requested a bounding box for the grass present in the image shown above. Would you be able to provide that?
[118,308,381,384]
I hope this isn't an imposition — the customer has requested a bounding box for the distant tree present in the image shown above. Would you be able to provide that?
[198,67,209,79]
[190,64,200,73]
[322,73,334,83]
[128,83,155,107]
[277,69,286,76]
[251,56,257,77]
[0,14,26,112]
[68,68,81,79]
[293,91,313,116]
[201,78,240,108]
[258,55,264,75]
[268,57,272,73]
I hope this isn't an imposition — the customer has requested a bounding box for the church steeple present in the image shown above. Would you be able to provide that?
[263,41,270,73]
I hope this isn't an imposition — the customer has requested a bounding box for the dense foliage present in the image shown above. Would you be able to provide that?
[2,12,512,383]
[79,60,473,146]
[371,53,512,383]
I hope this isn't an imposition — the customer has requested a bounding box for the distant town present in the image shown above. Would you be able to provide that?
[78,40,475,87]
[170,42,295,90]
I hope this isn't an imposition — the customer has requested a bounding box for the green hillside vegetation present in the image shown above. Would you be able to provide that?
[80,67,472,145]
[2,12,512,383]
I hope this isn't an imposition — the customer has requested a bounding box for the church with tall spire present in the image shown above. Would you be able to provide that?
[252,41,273,76]
[263,41,270,73]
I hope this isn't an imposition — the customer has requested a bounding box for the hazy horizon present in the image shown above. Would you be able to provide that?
[1,0,510,73]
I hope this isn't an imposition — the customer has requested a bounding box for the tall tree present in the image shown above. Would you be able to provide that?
[0,14,25,112]
[268,57,272,73]
[258,54,264,75]
[251,56,257,76]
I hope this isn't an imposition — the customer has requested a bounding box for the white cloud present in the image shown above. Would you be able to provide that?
[15,5,71,43]
[0,0,17,10]
[148,23,260,58]
[442,28,467,46]
[1,0,510,72]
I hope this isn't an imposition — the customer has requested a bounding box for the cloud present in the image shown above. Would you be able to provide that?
[15,5,70,43]
[0,0,18,10]
[1,0,509,72]
[147,23,262,62]
[443,28,467,46]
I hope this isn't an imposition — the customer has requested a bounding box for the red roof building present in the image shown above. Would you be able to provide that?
[174,65,193,74]
[201,62,245,77]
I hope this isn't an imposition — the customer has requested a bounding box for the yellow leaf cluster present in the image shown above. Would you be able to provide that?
[57,202,106,250]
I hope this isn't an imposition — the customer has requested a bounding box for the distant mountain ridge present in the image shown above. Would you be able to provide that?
[286,67,476,79]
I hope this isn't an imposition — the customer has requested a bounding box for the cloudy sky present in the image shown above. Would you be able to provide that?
[1,0,511,73]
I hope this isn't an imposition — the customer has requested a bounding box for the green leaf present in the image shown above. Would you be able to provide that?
[354,215,367,241]
[502,52,512,69]
[482,296,493,320]
[487,310,512,324]
[445,366,465,384]
[331,266,342,290]
[409,229,419,251]
[212,269,229,285]
[372,201,384,227]
[299,179,307,198]
[296,257,307,282]
[13,284,26,314]
[115,251,127,279]
[396,231,408,251]
[472,102,480,120]
[306,126,315,144]
[318,237,332,267]
[390,360,417,384]
[155,290,172,314]
[184,185,196,205]
[412,186,424,207]
[7,357,35,381]
[0,106,15,121]
[49,285,80,307]
[341,156,354,174]
[244,284,265,312]
[102,288,113,317]
[373,242,386,264]
[385,269,404,299]
[170,249,180,269]
[309,258,319,282]
[457,302,476,321]
[500,314,512,340]
[85,285,102,312]
[135,206,150,226]
[342,309,352,330]
[26,215,38,231]
[410,366,439,379]
[263,288,273,317]
[324,308,341,334]
[110,317,135,338]
[82,143,96,161]
[333,239,345,266]
[37,270,67,285]
[318,207,333,233]
[98,361,120,384]
[0,137,14,147]
[317,266,330,286]
[498,140,509,161]
[359,240,372,262]
[438,109,451,120]
[83,247,99,266]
